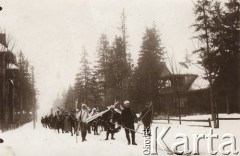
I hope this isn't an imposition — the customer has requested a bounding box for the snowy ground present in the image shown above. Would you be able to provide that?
[0,114,240,156]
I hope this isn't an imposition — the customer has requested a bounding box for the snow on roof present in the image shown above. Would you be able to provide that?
[163,61,209,90]
[190,76,209,90]
[165,61,202,75]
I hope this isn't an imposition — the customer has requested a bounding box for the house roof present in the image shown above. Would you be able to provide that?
[160,61,209,91]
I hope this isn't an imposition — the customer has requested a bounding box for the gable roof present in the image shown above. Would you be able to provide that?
[160,61,209,91]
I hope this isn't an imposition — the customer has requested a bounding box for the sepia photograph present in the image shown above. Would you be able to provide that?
[0,0,239,155]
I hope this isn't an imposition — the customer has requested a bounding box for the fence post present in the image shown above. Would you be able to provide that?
[208,118,211,127]
[167,113,170,124]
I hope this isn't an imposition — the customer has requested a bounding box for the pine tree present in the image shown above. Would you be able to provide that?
[119,10,131,102]
[95,11,131,105]
[112,36,128,102]
[95,34,111,104]
[75,47,91,105]
[192,0,219,128]
[193,0,240,126]
[17,51,36,122]
[136,24,165,111]
[211,0,240,113]
[64,86,76,110]
[95,34,117,105]
[88,72,102,109]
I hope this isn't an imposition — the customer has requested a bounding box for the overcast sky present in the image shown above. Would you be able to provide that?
[0,0,196,115]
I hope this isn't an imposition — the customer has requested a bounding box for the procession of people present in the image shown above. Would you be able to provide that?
[41,100,153,145]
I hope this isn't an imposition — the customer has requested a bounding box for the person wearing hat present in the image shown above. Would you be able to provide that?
[121,100,138,145]
[79,104,89,142]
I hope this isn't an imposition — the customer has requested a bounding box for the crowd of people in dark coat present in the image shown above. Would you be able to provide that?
[41,109,76,136]
[41,100,153,145]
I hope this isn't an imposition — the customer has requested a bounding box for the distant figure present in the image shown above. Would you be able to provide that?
[45,115,49,128]
[140,102,153,130]
[41,117,44,127]
[69,111,76,136]
[55,111,63,133]
[63,113,71,134]
[48,114,54,129]
[90,108,99,135]
[121,100,137,145]
[79,104,89,142]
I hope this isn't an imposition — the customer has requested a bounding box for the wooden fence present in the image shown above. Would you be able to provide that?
[154,117,240,128]
[154,118,212,127]
[217,117,240,120]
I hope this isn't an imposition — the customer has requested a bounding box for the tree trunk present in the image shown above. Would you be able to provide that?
[226,94,230,114]
[209,84,217,128]
[202,3,217,128]
[178,97,181,125]
[238,48,240,112]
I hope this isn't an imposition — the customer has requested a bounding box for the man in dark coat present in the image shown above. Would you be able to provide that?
[55,111,63,133]
[89,108,99,135]
[104,105,121,140]
[63,113,71,133]
[140,102,153,130]
[69,111,76,136]
[121,100,137,145]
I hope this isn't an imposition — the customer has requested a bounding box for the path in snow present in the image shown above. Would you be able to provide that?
[0,114,240,156]
[0,122,147,156]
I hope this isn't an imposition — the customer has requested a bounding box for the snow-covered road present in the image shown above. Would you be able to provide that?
[1,114,240,156]
[0,122,145,156]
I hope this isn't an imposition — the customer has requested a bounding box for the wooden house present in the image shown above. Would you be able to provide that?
[158,61,210,115]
